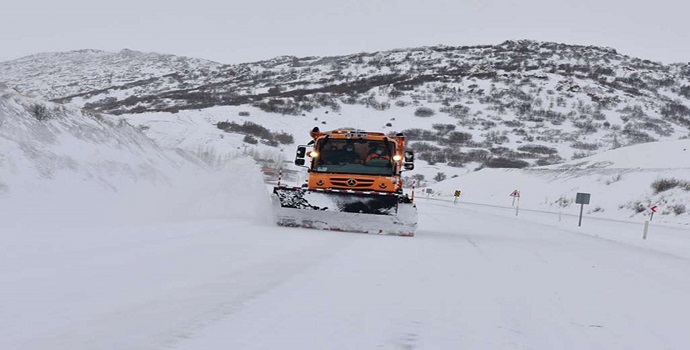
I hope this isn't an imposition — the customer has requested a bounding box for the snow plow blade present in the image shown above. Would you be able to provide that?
[272,186,417,236]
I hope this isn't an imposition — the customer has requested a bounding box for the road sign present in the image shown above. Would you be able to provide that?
[575,192,591,227]
[650,205,658,213]
[509,190,521,213]
[575,193,590,205]
[453,190,461,204]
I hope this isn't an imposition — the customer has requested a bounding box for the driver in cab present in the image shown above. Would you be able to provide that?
[365,145,391,163]
[336,143,361,164]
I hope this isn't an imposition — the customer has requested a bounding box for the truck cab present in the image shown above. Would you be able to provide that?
[294,128,414,194]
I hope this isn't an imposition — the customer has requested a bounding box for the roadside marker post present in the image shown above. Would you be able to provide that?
[453,190,461,205]
[643,205,658,240]
[509,190,521,216]
[515,196,520,216]
[575,192,591,227]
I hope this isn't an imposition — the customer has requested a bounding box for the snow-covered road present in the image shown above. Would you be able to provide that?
[3,198,690,350]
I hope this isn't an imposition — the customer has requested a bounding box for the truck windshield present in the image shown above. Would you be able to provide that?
[312,139,395,176]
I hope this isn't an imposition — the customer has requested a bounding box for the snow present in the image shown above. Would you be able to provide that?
[546,139,690,169]
[2,88,690,349]
[4,197,690,349]
[426,139,690,226]
[169,201,690,350]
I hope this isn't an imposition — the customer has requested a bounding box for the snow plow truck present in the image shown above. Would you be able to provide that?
[272,127,417,236]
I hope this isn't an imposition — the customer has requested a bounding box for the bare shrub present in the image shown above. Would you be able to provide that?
[671,204,686,215]
[483,157,529,168]
[402,128,440,141]
[414,107,435,117]
[571,141,600,151]
[409,142,440,152]
[680,85,690,99]
[261,139,279,147]
[535,158,561,166]
[403,174,426,187]
[555,196,571,208]
[622,126,656,145]
[243,135,258,144]
[465,149,490,162]
[29,104,50,121]
[651,178,690,193]
[605,173,623,185]
[253,98,302,115]
[217,120,274,141]
[517,144,558,155]
[484,131,509,144]
[440,131,473,145]
[660,102,690,128]
[572,120,598,133]
[440,104,470,118]
[274,132,294,144]
[571,152,590,159]
[432,123,456,135]
[629,200,647,213]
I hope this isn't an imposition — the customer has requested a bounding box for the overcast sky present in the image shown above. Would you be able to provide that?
[2,0,688,64]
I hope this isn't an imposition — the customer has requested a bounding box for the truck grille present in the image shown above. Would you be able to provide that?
[330,177,375,189]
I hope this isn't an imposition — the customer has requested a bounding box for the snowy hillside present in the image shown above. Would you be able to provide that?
[426,139,690,225]
[546,138,690,169]
[0,87,269,232]
[2,41,690,171]
[0,49,222,100]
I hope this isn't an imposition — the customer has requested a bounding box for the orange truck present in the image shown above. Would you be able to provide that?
[272,127,417,236]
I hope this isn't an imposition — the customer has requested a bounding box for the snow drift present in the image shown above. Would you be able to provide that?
[0,87,270,232]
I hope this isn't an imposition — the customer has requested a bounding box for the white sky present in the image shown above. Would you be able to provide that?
[2,0,689,64]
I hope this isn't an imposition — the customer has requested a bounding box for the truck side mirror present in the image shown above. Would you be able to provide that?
[402,150,414,171]
[295,146,307,166]
[404,150,414,162]
[296,146,307,158]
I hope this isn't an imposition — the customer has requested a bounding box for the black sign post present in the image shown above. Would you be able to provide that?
[575,192,591,227]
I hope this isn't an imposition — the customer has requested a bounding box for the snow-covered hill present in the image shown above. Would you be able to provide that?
[426,139,690,225]
[545,138,690,169]
[1,41,689,171]
[0,87,269,232]
[0,49,222,100]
